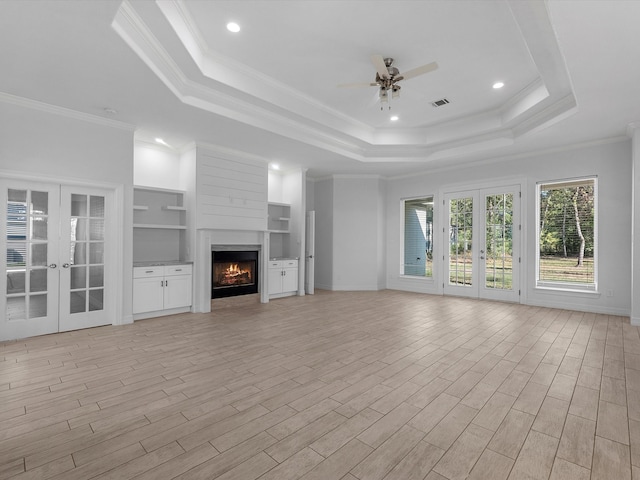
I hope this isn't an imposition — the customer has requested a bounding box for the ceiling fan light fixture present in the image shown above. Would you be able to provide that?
[392,85,401,99]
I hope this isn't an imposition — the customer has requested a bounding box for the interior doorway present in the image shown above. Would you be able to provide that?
[1,180,115,341]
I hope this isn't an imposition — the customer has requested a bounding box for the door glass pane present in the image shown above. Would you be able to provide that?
[449,198,473,286]
[31,216,48,240]
[71,242,86,265]
[31,243,47,266]
[89,243,104,264]
[7,270,25,294]
[89,219,104,241]
[70,266,86,289]
[70,291,86,314]
[6,296,26,321]
[71,194,87,217]
[29,294,47,319]
[31,191,48,215]
[89,289,103,311]
[30,269,47,292]
[71,218,87,241]
[7,243,26,267]
[485,193,513,290]
[89,265,103,288]
[90,196,105,218]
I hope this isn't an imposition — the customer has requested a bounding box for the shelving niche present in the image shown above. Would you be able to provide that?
[133,186,188,262]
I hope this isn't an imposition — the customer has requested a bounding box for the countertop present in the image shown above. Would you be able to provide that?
[133,261,193,267]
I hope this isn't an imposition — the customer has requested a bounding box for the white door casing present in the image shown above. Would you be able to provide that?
[305,211,315,294]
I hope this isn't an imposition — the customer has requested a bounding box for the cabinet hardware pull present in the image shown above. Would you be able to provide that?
[146,270,154,273]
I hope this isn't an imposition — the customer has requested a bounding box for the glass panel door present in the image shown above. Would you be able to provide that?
[58,187,112,332]
[480,186,520,302]
[443,186,520,302]
[444,191,479,298]
[1,181,60,340]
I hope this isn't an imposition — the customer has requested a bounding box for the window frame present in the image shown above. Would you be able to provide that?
[400,195,435,279]
[535,176,598,292]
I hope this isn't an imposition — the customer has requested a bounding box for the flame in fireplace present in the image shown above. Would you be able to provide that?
[214,261,254,287]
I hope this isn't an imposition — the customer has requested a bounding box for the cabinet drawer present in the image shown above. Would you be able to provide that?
[283,259,298,268]
[134,267,164,278]
[165,265,192,276]
[268,261,283,269]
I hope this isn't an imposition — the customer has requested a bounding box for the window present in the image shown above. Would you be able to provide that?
[402,196,434,277]
[537,178,597,290]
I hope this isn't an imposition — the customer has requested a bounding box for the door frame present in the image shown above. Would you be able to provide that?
[0,171,125,340]
[439,177,525,303]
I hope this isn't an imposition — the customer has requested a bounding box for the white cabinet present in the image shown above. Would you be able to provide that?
[268,259,298,297]
[133,264,192,318]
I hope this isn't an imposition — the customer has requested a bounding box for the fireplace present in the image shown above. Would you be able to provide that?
[212,250,259,298]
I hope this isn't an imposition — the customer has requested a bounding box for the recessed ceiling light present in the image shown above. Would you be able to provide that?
[493,82,505,89]
[226,22,240,33]
[390,116,399,122]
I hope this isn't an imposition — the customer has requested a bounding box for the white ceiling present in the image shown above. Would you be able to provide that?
[1,0,639,177]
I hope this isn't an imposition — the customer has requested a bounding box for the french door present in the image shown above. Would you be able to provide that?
[1,180,113,341]
[444,185,520,302]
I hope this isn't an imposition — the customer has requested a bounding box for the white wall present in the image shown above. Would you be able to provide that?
[331,175,386,291]
[134,142,182,190]
[268,171,284,203]
[314,178,333,289]
[385,139,633,315]
[306,178,315,211]
[0,101,135,324]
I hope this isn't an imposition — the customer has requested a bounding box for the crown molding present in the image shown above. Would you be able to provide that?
[112,0,580,165]
[0,91,135,131]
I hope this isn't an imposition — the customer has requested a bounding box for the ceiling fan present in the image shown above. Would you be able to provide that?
[339,55,438,108]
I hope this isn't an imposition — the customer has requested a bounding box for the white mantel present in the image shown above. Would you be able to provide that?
[194,228,270,313]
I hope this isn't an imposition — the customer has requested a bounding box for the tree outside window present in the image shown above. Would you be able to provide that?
[537,178,596,288]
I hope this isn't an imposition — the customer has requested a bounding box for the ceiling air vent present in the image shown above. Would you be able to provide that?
[431,98,450,108]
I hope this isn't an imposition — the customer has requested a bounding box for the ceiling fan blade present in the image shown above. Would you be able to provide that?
[371,55,389,79]
[337,82,379,88]
[400,61,438,81]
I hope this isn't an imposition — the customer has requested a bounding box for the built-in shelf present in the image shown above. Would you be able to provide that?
[162,205,187,211]
[133,224,187,230]
[267,202,291,233]
[133,186,188,263]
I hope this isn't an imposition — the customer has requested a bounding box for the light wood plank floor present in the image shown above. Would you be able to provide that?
[1,290,639,480]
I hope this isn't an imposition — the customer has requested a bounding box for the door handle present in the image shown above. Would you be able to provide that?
[62,263,70,268]
[48,263,57,269]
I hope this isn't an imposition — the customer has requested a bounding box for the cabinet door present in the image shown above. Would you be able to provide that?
[133,276,164,313]
[163,274,192,309]
[268,268,283,295]
[282,267,298,293]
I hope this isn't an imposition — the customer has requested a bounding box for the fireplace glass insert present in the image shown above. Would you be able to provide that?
[211,250,258,298]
